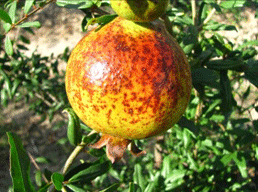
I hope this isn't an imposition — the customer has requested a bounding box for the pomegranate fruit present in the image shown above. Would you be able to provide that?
[65,17,192,162]
[110,0,169,22]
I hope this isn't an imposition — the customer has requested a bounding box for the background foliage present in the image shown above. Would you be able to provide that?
[0,0,258,191]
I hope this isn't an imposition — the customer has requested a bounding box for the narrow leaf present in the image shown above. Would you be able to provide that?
[63,108,82,146]
[66,184,85,192]
[7,132,35,192]
[0,67,12,98]
[245,60,258,88]
[8,1,17,23]
[18,21,41,28]
[5,36,13,56]
[0,8,12,23]
[133,164,146,190]
[85,14,117,31]
[38,183,51,192]
[69,161,110,183]
[165,169,186,183]
[129,182,142,192]
[233,153,247,178]
[35,170,42,187]
[100,183,120,192]
[24,0,35,14]
[220,70,233,116]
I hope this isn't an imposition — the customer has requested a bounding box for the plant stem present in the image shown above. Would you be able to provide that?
[191,0,197,27]
[28,152,49,183]
[62,142,87,175]
[198,0,221,30]
[4,0,56,36]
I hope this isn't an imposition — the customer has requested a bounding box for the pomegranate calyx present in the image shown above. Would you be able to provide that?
[90,134,145,163]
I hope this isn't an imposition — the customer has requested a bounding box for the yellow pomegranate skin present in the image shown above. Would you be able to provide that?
[110,0,169,22]
[65,17,192,140]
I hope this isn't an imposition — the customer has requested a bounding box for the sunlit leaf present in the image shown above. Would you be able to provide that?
[5,36,13,56]
[24,0,35,14]
[7,132,35,192]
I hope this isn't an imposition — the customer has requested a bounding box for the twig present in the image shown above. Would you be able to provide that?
[198,0,221,30]
[4,0,56,36]
[90,5,110,16]
[194,90,204,123]
[28,152,49,183]
[191,0,197,27]
[161,15,174,37]
[62,142,87,174]
[34,93,53,107]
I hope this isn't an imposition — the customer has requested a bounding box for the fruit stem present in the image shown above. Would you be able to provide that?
[62,142,87,174]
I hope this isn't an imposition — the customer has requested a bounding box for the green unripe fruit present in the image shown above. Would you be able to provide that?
[110,0,169,22]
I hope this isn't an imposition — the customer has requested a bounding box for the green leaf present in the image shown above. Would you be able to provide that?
[8,1,17,23]
[7,132,35,192]
[0,67,12,98]
[209,3,222,12]
[187,153,198,170]
[3,22,12,32]
[11,79,21,97]
[69,161,110,183]
[0,8,12,23]
[5,36,13,56]
[161,155,172,177]
[220,0,245,9]
[191,68,220,89]
[35,157,50,164]
[198,2,208,25]
[220,70,233,116]
[133,164,146,191]
[144,172,161,192]
[129,182,142,192]
[65,184,85,192]
[220,152,236,166]
[24,0,35,14]
[165,169,186,184]
[237,40,258,50]
[245,60,258,88]
[85,14,117,31]
[64,162,92,181]
[233,153,247,178]
[206,58,246,71]
[35,170,42,187]
[183,128,195,149]
[1,89,8,106]
[63,108,82,146]
[51,172,64,191]
[56,0,94,9]
[18,21,41,28]
[204,23,237,31]
[100,183,120,192]
[38,183,51,192]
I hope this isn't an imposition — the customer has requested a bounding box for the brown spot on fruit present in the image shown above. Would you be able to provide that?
[65,17,192,155]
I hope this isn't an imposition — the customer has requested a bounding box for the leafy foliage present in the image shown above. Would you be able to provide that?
[1,0,258,191]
